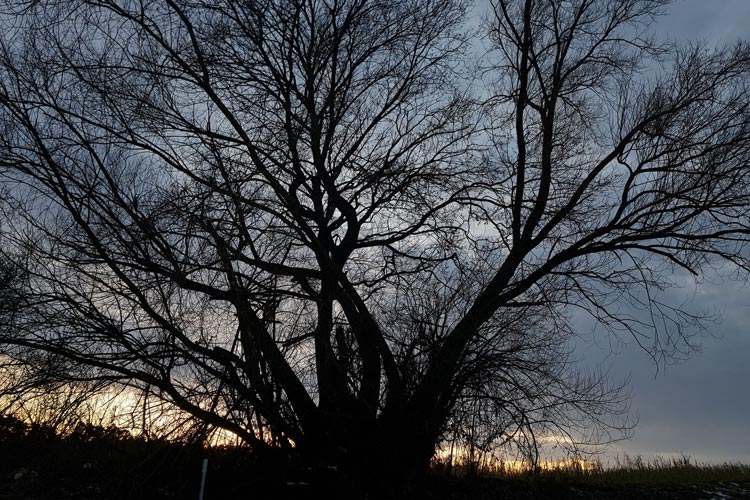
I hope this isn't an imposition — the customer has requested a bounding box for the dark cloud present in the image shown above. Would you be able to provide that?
[659,0,750,44]
[469,0,750,464]
[613,0,750,463]
[568,0,750,465]
[578,272,750,463]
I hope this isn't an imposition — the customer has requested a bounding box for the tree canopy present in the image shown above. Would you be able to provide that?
[1,0,748,497]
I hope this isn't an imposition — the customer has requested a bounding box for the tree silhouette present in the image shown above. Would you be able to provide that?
[1,0,748,497]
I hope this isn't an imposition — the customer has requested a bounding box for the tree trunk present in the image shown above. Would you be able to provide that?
[354,413,440,499]
[293,407,439,499]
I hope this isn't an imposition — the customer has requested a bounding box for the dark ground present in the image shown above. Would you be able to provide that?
[421,477,750,500]
[5,471,750,500]
[2,415,749,499]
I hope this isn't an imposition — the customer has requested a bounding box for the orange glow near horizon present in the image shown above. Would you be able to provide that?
[434,443,600,474]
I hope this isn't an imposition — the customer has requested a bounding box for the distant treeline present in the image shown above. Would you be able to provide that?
[0,413,309,500]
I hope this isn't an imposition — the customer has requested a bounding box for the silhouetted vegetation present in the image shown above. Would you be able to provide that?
[2,0,750,498]
[2,414,749,500]
[0,413,323,500]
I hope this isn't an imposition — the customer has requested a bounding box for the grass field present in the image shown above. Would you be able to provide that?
[542,454,750,485]
[2,414,749,499]
[434,454,750,484]
[426,456,750,499]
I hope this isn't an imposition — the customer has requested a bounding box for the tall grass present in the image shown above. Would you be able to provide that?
[570,454,750,485]
[431,453,750,484]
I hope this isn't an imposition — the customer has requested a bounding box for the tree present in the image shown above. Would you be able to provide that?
[0,0,748,497]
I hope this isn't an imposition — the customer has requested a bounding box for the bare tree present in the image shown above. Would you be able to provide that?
[0,0,749,496]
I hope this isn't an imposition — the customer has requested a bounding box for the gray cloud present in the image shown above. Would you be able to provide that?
[469,0,750,464]
[572,0,750,465]
[659,0,750,44]
[578,272,750,463]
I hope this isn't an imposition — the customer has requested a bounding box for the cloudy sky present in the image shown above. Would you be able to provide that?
[581,275,750,464]
[471,0,750,465]
[661,0,750,44]
[578,0,750,465]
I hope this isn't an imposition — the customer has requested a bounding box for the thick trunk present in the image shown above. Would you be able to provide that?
[320,412,437,500]
[295,409,439,499]
[333,433,434,499]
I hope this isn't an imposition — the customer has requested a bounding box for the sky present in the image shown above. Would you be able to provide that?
[578,276,750,464]
[574,0,750,465]
[2,0,748,467]
[48,0,750,466]
[468,0,750,465]
[659,0,750,44]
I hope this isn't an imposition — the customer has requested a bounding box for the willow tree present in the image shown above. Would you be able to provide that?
[1,0,749,497]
